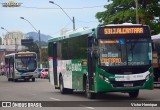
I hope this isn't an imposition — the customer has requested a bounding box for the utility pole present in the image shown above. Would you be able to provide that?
[38,30,42,68]
[135,0,139,24]
[49,1,75,30]
[20,17,42,68]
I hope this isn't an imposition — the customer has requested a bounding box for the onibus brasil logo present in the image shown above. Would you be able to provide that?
[2,0,23,7]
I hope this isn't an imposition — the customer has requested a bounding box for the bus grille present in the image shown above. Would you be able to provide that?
[110,80,146,88]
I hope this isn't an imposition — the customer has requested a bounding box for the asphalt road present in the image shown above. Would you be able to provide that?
[0,75,160,110]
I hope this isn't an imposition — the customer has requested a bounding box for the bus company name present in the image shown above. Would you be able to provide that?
[17,54,34,57]
[66,63,82,71]
[104,28,144,34]
[2,0,23,7]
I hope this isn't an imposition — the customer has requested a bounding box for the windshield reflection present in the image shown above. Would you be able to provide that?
[99,38,152,66]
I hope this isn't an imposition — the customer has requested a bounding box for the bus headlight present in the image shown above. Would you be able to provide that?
[145,74,150,81]
[15,72,21,76]
[99,74,110,82]
[16,72,20,75]
[104,77,109,83]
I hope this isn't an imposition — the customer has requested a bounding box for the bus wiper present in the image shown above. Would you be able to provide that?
[110,39,121,51]
[129,39,139,51]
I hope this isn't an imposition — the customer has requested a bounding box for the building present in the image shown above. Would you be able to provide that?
[0,31,27,69]
[1,31,26,51]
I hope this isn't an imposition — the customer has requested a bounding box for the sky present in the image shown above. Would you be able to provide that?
[0,0,110,38]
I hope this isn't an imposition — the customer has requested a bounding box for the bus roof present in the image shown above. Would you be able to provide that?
[151,34,160,40]
[48,27,94,42]
[100,23,145,27]
[5,51,36,57]
[48,24,148,43]
[5,53,15,57]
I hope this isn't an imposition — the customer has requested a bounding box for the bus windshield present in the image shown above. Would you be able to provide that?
[15,57,37,72]
[127,39,152,66]
[99,38,152,66]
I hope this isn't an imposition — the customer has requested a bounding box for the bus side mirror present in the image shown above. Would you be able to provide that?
[93,38,98,46]
[91,38,98,46]
[88,33,98,46]
[93,50,99,59]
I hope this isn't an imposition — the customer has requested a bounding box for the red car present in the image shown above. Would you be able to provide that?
[40,68,48,79]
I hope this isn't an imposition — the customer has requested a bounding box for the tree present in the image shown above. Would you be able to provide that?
[41,47,48,68]
[25,41,48,67]
[96,0,160,35]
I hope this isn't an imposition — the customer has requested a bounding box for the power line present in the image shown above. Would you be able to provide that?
[20,5,104,10]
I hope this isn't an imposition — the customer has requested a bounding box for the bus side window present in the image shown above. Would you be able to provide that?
[10,58,14,64]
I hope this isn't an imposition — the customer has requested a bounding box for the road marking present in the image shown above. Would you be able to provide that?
[50,97,61,101]
[80,105,95,109]
[85,107,95,109]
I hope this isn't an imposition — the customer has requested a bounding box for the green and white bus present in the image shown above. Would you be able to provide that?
[5,52,37,82]
[151,34,160,84]
[48,24,154,99]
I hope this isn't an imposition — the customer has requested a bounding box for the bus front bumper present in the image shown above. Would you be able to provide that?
[95,76,154,93]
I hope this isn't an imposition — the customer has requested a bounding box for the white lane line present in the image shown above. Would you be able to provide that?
[50,97,61,101]
[85,107,95,109]
[79,105,95,109]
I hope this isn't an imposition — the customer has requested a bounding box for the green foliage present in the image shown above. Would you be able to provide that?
[96,0,160,35]
[41,47,48,68]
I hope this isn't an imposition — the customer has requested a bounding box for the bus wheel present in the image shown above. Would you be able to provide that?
[8,78,11,81]
[59,76,66,94]
[66,89,73,94]
[14,79,18,82]
[128,90,139,98]
[24,79,29,82]
[32,78,35,82]
[85,81,96,99]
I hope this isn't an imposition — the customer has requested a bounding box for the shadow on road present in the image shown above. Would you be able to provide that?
[52,91,148,101]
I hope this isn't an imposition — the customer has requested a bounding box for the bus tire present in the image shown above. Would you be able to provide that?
[66,89,73,94]
[83,75,87,91]
[32,78,35,82]
[14,79,18,82]
[24,79,29,82]
[128,90,139,98]
[59,76,67,94]
[8,78,11,81]
[85,81,96,99]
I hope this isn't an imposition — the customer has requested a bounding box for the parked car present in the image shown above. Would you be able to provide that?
[40,68,48,79]
[34,68,43,78]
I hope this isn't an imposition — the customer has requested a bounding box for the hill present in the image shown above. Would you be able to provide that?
[26,32,52,42]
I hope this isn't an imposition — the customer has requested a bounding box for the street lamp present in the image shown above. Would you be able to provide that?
[20,17,42,68]
[49,1,75,30]
[1,27,9,33]
[1,27,17,52]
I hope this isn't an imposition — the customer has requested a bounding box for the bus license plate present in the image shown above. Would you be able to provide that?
[124,83,133,87]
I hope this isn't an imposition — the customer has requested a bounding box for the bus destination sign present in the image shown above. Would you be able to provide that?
[104,27,144,34]
[16,53,35,57]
